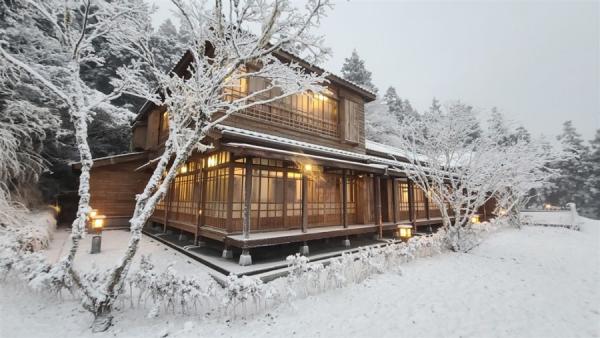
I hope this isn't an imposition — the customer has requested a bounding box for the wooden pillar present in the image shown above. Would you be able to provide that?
[242,157,253,240]
[425,190,430,220]
[301,174,308,233]
[408,180,415,226]
[226,163,235,233]
[193,169,203,244]
[374,176,382,238]
[342,170,348,228]
[392,178,399,224]
[282,166,288,229]
[163,181,174,232]
[199,166,207,233]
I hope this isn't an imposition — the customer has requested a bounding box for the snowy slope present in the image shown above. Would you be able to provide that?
[1,217,598,338]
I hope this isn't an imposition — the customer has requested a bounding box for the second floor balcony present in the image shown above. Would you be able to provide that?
[224,76,340,139]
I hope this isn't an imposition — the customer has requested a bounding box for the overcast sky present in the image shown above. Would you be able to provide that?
[151,0,599,141]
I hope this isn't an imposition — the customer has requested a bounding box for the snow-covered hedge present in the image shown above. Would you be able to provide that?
[2,216,505,323]
[0,210,56,278]
[112,226,468,320]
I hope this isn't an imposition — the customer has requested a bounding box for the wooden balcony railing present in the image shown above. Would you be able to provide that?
[225,90,339,138]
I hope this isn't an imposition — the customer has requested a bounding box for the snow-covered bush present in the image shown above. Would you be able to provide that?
[0,211,55,281]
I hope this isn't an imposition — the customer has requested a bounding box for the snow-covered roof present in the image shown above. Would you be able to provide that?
[217,125,373,162]
[365,140,409,160]
[224,142,388,172]
[216,125,455,178]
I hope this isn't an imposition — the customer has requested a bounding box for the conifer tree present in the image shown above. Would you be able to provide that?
[341,49,378,94]
[582,129,600,218]
[544,121,589,208]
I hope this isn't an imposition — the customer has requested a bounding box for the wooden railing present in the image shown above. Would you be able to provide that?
[224,90,339,138]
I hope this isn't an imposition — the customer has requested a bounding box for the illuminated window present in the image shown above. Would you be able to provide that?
[413,185,428,219]
[397,181,411,221]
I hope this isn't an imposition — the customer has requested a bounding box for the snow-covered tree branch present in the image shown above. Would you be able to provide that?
[391,102,568,251]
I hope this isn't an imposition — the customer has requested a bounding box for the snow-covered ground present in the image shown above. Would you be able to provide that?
[1,214,598,338]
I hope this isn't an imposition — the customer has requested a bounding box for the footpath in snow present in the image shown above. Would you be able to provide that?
[0,214,598,338]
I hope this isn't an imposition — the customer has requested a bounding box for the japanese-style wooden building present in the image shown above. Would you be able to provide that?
[78,50,493,265]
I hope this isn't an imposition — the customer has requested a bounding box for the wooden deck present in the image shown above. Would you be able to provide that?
[149,215,446,250]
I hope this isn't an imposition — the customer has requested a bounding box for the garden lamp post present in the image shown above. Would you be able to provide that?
[90,214,105,254]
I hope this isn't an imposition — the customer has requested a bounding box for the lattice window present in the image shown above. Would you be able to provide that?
[286,172,303,228]
[204,167,229,229]
[346,176,358,225]
[307,172,343,227]
[413,185,428,219]
[397,180,411,221]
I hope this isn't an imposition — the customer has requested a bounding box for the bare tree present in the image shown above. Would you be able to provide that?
[0,0,147,285]
[4,0,332,330]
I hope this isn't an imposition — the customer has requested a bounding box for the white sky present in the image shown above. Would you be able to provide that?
[150,0,600,141]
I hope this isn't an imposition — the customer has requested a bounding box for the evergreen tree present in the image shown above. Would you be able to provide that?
[511,126,532,144]
[429,97,442,114]
[582,130,600,218]
[383,87,403,118]
[382,86,419,123]
[341,49,378,94]
[544,121,589,209]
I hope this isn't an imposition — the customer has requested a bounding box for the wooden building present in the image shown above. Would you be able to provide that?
[78,51,486,265]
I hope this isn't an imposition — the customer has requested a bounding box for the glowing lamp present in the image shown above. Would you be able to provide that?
[207,156,217,167]
[470,215,480,224]
[303,164,313,172]
[180,164,188,174]
[397,225,413,240]
[89,209,98,219]
[92,216,105,230]
[544,204,553,210]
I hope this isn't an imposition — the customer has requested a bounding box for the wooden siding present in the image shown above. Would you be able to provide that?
[145,109,161,150]
[131,122,147,151]
[89,160,150,227]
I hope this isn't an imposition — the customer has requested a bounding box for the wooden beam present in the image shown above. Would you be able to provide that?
[425,190,430,220]
[374,176,382,238]
[199,167,207,233]
[282,165,288,229]
[342,170,348,228]
[163,181,174,232]
[392,178,399,224]
[408,180,415,227]
[301,174,308,233]
[242,156,253,240]
[226,163,235,233]
[193,170,202,244]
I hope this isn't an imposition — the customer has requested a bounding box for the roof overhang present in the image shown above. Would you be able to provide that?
[222,142,387,174]
[71,152,148,171]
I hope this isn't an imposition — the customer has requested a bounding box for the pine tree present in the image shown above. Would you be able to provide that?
[382,87,402,119]
[511,126,531,144]
[429,97,442,114]
[382,86,419,124]
[544,121,589,209]
[487,108,510,145]
[582,130,600,218]
[341,49,378,94]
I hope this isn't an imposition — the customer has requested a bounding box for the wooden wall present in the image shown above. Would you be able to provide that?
[89,160,150,227]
